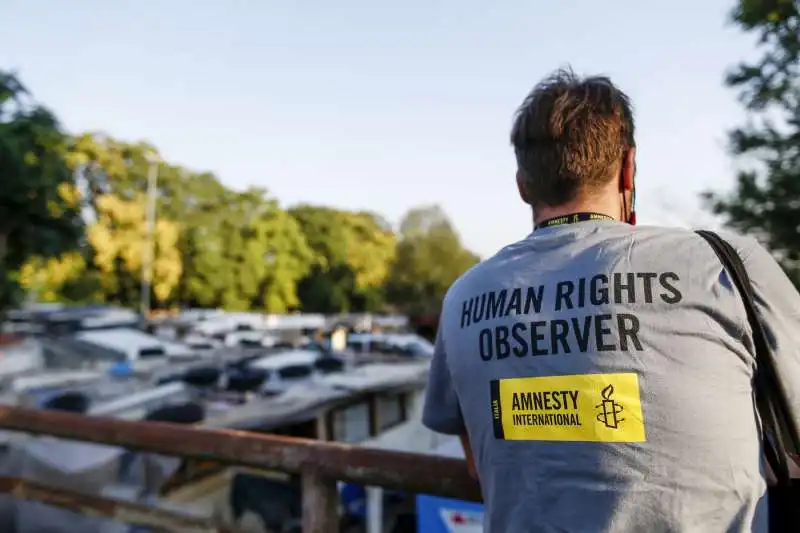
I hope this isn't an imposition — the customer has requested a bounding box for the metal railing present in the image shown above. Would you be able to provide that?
[0,405,480,532]
[0,476,238,533]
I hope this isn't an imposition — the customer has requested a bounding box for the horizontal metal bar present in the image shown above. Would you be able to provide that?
[0,405,481,502]
[0,476,241,533]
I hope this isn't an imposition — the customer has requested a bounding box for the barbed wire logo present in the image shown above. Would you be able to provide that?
[596,384,625,429]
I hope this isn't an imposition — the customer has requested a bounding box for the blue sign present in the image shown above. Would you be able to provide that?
[416,493,483,533]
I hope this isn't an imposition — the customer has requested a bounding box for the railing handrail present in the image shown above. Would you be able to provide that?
[0,476,242,533]
[0,405,481,502]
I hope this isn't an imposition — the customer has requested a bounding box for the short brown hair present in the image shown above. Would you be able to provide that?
[510,68,635,207]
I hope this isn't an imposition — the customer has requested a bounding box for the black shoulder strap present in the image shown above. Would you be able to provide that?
[695,230,794,487]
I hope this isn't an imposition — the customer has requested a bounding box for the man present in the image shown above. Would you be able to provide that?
[422,68,800,532]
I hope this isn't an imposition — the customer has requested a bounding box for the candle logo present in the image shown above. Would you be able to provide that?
[596,384,625,429]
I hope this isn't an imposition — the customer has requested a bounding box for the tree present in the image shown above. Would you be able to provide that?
[66,134,185,308]
[702,0,800,285]
[18,252,102,304]
[64,134,314,312]
[385,205,479,316]
[157,169,229,307]
[290,205,356,313]
[88,193,182,307]
[0,70,84,314]
[201,189,313,312]
[68,133,234,308]
[340,210,397,310]
[290,205,397,313]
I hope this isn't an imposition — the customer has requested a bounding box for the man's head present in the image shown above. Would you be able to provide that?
[510,68,636,223]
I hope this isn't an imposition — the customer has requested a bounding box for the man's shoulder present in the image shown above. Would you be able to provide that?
[650,226,767,264]
[628,227,784,296]
[634,224,750,244]
[705,229,766,259]
[704,230,795,291]
[632,225,764,257]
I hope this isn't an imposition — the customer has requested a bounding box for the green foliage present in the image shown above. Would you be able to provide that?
[209,189,314,312]
[4,70,480,316]
[703,0,800,285]
[290,206,397,313]
[386,205,480,316]
[0,71,84,314]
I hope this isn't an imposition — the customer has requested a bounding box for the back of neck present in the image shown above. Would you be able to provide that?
[533,201,620,227]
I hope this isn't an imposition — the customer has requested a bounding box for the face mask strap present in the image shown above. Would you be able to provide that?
[623,154,636,225]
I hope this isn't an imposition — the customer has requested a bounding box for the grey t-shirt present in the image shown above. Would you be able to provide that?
[422,220,800,533]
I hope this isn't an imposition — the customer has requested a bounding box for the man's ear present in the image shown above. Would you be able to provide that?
[516,170,532,205]
[620,147,636,192]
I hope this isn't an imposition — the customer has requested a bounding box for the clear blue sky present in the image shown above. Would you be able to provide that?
[1,0,756,257]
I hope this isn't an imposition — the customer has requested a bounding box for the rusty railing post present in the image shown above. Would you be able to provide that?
[301,470,338,533]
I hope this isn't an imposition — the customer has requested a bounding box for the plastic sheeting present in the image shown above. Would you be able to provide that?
[5,435,127,533]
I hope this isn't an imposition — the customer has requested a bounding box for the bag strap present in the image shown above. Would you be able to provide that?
[695,230,793,487]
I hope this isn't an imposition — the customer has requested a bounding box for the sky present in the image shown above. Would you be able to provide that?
[1,0,757,258]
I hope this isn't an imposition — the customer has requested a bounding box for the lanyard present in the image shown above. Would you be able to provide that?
[534,212,616,230]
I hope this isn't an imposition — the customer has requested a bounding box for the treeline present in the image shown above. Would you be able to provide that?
[0,71,479,316]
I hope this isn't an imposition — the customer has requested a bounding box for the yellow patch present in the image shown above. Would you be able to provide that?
[490,372,646,442]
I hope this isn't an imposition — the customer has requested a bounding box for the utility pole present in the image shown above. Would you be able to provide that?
[140,157,158,319]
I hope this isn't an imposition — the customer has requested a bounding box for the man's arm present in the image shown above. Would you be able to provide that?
[421,325,477,478]
[459,432,478,479]
[737,235,800,469]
